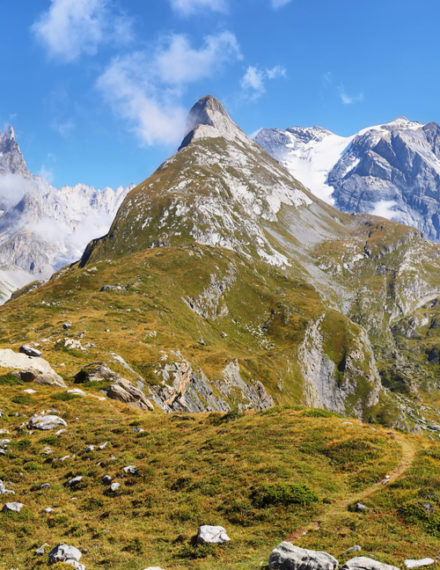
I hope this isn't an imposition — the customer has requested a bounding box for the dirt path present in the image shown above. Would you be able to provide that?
[286,432,417,542]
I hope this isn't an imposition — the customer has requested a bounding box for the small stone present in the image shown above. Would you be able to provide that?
[0,481,14,495]
[19,344,41,357]
[110,482,120,492]
[85,445,95,453]
[345,546,362,554]
[98,441,108,450]
[123,465,138,475]
[48,543,84,569]
[354,502,369,512]
[40,483,51,490]
[102,475,112,485]
[196,525,230,544]
[132,427,144,433]
[23,388,37,394]
[44,507,53,513]
[63,322,72,329]
[35,544,48,555]
[2,502,24,513]
[65,476,83,488]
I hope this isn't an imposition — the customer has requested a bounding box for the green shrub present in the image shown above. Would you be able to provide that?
[302,408,339,418]
[51,391,80,401]
[12,394,33,405]
[251,483,319,508]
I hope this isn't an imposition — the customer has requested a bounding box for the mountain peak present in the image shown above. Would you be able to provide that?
[0,125,30,177]
[179,95,248,149]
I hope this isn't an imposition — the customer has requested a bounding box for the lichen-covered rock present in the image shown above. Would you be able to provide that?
[342,557,399,570]
[269,542,338,570]
[196,525,230,544]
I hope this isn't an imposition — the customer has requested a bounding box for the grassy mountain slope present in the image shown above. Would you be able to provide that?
[1,380,439,569]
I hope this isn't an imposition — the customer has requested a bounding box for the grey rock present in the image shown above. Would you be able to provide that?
[110,482,120,492]
[100,285,123,292]
[354,502,369,512]
[44,507,53,513]
[123,465,138,475]
[102,475,112,485]
[2,502,24,513]
[20,369,66,388]
[196,525,230,544]
[268,542,338,570]
[63,322,72,329]
[48,543,84,569]
[342,557,399,570]
[19,344,41,357]
[345,546,362,554]
[28,414,67,430]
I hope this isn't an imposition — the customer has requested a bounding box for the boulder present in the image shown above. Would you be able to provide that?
[0,349,64,385]
[28,414,67,431]
[74,363,153,410]
[404,560,435,569]
[74,362,120,383]
[110,482,120,492]
[342,557,399,570]
[196,525,230,544]
[106,377,153,411]
[19,344,41,357]
[20,369,66,388]
[2,502,24,513]
[269,542,338,570]
[48,543,84,569]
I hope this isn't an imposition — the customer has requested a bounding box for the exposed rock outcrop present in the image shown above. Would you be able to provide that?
[268,542,338,570]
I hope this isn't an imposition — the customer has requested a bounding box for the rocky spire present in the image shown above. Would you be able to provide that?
[0,126,30,177]
[179,95,249,150]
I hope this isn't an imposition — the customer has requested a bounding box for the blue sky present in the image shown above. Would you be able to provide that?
[1,0,440,188]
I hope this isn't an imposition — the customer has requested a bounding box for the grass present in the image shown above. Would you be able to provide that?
[2,381,433,569]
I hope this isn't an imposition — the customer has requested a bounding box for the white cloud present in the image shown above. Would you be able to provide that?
[97,32,242,146]
[271,0,292,9]
[241,64,287,100]
[370,200,397,219]
[339,86,364,105]
[32,0,132,62]
[170,0,228,15]
[0,174,37,210]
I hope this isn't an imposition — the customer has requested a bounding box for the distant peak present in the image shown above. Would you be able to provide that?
[1,125,15,141]
[384,116,423,130]
[179,95,248,150]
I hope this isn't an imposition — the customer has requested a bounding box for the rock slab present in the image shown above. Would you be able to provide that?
[342,557,399,570]
[269,542,338,570]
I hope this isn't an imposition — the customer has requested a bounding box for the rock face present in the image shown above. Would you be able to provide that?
[149,356,274,413]
[255,118,440,243]
[0,125,130,303]
[196,525,231,544]
[0,348,66,387]
[268,542,338,570]
[342,557,399,570]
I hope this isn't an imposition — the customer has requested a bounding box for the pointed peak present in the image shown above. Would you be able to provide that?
[1,125,15,141]
[179,95,248,150]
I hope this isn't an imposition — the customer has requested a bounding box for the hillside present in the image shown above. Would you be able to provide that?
[0,380,439,569]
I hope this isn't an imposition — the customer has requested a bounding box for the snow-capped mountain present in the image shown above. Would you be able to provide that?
[255,118,440,242]
[0,126,130,301]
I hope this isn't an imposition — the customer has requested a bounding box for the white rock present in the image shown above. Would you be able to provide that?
[23,388,36,394]
[44,507,53,513]
[110,482,120,492]
[28,414,67,430]
[269,542,338,570]
[123,465,138,475]
[0,480,14,495]
[404,560,435,569]
[342,557,399,570]
[19,344,41,357]
[65,476,83,487]
[2,502,24,513]
[196,525,230,544]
